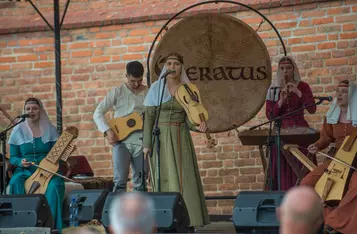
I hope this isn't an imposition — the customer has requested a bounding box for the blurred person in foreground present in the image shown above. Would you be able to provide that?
[277,186,323,234]
[109,192,156,234]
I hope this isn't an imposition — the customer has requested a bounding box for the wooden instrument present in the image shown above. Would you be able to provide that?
[107,112,143,141]
[239,127,320,188]
[25,126,78,194]
[175,83,216,148]
[315,127,357,203]
[283,144,317,172]
[238,127,320,146]
[149,13,272,133]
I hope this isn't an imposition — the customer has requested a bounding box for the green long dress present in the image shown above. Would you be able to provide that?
[9,137,65,231]
[144,97,210,227]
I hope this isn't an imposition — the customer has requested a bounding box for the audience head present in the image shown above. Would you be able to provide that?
[109,192,156,234]
[278,186,323,234]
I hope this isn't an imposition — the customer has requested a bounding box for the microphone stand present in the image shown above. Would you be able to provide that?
[150,75,169,192]
[250,99,324,191]
[265,88,278,191]
[0,117,26,194]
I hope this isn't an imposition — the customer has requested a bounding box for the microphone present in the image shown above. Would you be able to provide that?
[162,69,176,77]
[270,86,281,90]
[314,96,333,102]
[17,114,30,119]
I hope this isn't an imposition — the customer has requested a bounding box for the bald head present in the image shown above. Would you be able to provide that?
[109,192,155,234]
[279,186,323,234]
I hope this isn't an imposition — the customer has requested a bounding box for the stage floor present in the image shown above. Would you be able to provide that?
[62,221,236,233]
[196,222,236,233]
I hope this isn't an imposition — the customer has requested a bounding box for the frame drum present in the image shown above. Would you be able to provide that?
[150,13,272,133]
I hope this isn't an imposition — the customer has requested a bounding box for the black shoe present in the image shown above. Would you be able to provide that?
[112,185,126,193]
[134,183,148,192]
[187,226,196,233]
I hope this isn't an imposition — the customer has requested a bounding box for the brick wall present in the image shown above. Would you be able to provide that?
[0,0,357,214]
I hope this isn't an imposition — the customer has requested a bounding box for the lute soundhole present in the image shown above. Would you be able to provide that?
[127,119,136,128]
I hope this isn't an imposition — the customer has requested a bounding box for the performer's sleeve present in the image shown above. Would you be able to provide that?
[265,100,274,120]
[143,106,156,148]
[314,117,334,150]
[9,144,22,167]
[299,82,316,114]
[93,87,119,133]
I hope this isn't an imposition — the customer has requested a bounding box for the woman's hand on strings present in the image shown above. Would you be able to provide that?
[196,121,208,133]
[21,159,32,167]
[308,144,318,154]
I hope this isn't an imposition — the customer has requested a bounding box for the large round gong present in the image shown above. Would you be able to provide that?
[150,13,272,133]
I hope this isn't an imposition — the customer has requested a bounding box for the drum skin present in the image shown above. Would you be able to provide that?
[150,13,272,133]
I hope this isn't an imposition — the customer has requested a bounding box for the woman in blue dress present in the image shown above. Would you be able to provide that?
[8,97,65,231]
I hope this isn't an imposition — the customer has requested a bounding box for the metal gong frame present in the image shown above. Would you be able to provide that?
[146,0,287,86]
[145,0,288,209]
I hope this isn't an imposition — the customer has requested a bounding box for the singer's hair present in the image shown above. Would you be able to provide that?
[126,61,144,78]
[165,52,184,64]
[24,97,41,107]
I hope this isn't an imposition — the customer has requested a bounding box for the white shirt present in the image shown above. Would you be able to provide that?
[93,84,148,145]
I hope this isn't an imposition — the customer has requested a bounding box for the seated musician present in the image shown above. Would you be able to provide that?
[8,97,65,231]
[265,55,316,190]
[301,80,357,234]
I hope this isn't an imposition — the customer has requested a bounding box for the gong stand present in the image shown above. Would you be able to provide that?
[250,99,324,191]
[0,117,27,194]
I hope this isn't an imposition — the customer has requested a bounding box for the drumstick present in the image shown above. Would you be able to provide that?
[30,162,77,182]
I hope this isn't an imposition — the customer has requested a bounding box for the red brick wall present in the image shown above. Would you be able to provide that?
[0,0,357,214]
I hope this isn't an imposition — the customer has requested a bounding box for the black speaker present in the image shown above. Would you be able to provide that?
[101,192,190,233]
[63,189,109,224]
[0,194,53,228]
[232,191,285,234]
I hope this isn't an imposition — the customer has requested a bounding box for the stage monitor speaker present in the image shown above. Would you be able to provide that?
[0,194,53,228]
[63,189,109,224]
[232,191,285,234]
[101,192,190,233]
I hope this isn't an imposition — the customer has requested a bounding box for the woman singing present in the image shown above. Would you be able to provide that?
[8,97,65,231]
[143,52,210,230]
